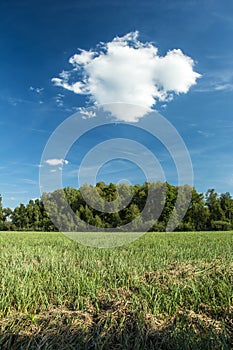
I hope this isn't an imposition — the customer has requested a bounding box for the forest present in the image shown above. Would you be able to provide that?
[0,181,233,232]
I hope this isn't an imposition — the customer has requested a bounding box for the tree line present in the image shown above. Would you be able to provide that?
[0,182,233,232]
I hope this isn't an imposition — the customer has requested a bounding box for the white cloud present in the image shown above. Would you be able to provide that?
[79,108,96,119]
[69,50,95,65]
[29,86,44,94]
[214,83,233,91]
[7,197,17,201]
[8,97,31,106]
[45,158,69,166]
[52,78,83,94]
[197,130,215,138]
[52,31,201,122]
[21,178,38,185]
[54,93,65,107]
[195,65,233,93]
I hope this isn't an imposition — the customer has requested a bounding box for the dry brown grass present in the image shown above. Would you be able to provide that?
[0,297,232,350]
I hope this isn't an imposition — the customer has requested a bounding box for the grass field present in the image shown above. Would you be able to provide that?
[0,231,232,349]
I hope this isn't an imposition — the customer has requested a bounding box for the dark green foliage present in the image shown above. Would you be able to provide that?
[1,182,233,231]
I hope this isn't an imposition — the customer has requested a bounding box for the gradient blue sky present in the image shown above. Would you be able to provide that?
[1,0,233,208]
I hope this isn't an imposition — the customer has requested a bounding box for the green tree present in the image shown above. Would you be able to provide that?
[183,188,209,231]
[159,183,177,226]
[79,204,94,225]
[11,204,29,230]
[92,214,103,229]
[125,203,140,222]
[220,192,233,223]
[166,207,179,232]
[205,189,226,229]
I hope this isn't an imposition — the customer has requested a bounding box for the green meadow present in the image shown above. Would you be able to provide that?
[0,231,232,349]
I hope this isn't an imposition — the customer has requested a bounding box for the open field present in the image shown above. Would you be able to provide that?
[0,231,232,349]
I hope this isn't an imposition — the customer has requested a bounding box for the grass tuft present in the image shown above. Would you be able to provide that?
[0,231,232,349]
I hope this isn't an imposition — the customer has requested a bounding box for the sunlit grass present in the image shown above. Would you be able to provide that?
[0,231,232,349]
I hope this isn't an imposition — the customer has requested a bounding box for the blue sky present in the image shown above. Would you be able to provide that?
[0,0,233,208]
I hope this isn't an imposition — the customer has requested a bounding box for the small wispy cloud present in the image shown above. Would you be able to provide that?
[21,178,38,185]
[52,31,201,122]
[5,196,17,201]
[24,127,50,134]
[79,108,96,119]
[45,158,69,166]
[195,81,233,93]
[195,64,233,93]
[228,174,233,186]
[5,190,28,194]
[29,86,44,94]
[214,83,233,91]
[197,130,215,138]
[8,97,32,106]
[54,93,65,107]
